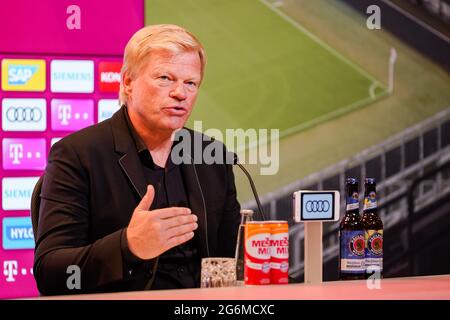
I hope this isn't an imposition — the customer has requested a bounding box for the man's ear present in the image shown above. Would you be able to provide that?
[122,71,133,97]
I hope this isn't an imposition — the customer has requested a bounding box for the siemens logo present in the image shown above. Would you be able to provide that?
[2,177,39,211]
[3,189,32,198]
[52,72,93,81]
[51,60,94,93]
[2,217,34,250]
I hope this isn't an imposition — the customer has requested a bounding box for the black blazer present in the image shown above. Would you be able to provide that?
[33,106,241,295]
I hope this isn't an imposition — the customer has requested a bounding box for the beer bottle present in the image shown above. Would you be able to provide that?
[235,209,254,286]
[361,178,383,279]
[339,178,365,280]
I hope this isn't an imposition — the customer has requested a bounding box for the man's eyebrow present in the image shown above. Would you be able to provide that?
[151,66,169,74]
[186,77,201,83]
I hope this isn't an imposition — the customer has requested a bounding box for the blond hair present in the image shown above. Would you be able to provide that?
[119,24,206,105]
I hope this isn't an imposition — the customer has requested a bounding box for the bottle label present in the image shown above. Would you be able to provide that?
[363,191,377,211]
[340,230,365,273]
[346,191,359,211]
[365,229,383,272]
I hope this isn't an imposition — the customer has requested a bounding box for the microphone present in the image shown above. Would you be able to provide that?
[231,152,266,221]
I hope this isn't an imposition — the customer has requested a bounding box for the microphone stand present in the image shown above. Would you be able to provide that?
[232,154,266,221]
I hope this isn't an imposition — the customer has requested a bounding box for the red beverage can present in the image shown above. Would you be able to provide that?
[244,221,271,285]
[266,220,289,284]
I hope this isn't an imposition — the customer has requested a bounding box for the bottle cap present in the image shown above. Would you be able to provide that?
[345,177,358,185]
[240,209,254,216]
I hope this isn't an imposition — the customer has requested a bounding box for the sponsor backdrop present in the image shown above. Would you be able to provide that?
[0,0,144,298]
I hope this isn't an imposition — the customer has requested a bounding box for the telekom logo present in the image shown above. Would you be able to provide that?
[4,260,18,282]
[2,138,46,170]
[8,143,42,164]
[51,99,94,131]
[9,144,23,164]
[58,104,72,125]
[57,104,89,126]
[2,260,34,283]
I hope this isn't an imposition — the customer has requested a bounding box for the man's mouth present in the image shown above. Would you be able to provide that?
[163,106,188,116]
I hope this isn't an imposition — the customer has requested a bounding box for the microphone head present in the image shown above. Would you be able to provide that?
[233,152,239,165]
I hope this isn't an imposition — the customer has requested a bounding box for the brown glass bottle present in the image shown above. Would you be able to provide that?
[361,178,383,279]
[339,178,365,280]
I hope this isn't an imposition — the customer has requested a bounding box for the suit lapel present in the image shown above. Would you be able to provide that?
[110,106,147,199]
[118,152,148,199]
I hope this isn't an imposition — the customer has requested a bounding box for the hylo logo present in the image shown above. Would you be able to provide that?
[2,217,34,250]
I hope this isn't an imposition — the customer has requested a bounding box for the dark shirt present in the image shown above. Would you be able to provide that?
[120,107,200,289]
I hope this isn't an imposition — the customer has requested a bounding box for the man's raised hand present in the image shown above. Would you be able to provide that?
[126,185,198,259]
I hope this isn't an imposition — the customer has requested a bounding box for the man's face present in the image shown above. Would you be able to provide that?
[125,49,202,132]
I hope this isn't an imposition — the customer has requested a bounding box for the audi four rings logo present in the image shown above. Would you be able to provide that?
[305,200,330,212]
[6,107,42,122]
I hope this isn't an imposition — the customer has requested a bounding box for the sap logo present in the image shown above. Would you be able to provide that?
[2,217,34,250]
[1,59,46,92]
[8,65,37,85]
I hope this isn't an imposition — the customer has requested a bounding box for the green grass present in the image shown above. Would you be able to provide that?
[146,0,450,203]
[146,0,384,136]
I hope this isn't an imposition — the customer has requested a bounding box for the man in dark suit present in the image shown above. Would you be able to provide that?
[33,24,241,295]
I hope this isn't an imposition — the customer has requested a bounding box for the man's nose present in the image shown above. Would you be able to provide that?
[169,81,187,101]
